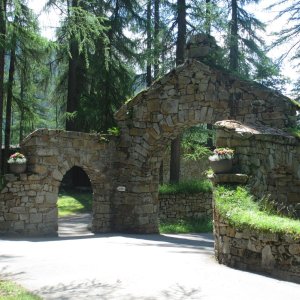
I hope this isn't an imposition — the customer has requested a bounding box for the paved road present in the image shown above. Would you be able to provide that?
[0,216,299,299]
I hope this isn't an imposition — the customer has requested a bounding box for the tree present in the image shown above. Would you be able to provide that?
[229,0,238,72]
[0,0,6,173]
[268,0,300,95]
[146,0,152,86]
[4,28,16,173]
[2,1,50,170]
[170,0,186,184]
[47,0,142,132]
[154,0,160,78]
[227,0,268,77]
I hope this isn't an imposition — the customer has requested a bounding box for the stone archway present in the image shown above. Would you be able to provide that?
[0,129,117,236]
[0,50,297,236]
[112,58,297,233]
[51,165,96,234]
[21,130,116,235]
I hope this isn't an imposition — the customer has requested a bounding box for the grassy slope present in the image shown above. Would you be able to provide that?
[215,185,300,236]
[57,189,92,217]
[0,280,41,300]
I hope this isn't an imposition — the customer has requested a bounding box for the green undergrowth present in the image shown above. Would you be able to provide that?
[159,179,213,195]
[57,189,92,217]
[287,127,300,138]
[0,279,41,300]
[159,217,213,234]
[215,185,300,236]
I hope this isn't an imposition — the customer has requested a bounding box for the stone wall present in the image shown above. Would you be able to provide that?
[159,192,212,221]
[162,153,210,183]
[113,57,297,233]
[215,120,300,217]
[1,55,298,235]
[0,129,117,236]
[214,208,300,284]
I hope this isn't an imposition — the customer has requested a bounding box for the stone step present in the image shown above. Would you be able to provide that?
[208,173,249,184]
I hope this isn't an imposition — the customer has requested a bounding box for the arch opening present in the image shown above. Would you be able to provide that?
[160,124,215,184]
[58,166,93,236]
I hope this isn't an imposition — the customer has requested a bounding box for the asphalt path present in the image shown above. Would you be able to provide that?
[0,214,299,299]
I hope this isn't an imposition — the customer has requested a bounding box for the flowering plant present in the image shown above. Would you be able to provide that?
[7,152,27,164]
[209,148,234,161]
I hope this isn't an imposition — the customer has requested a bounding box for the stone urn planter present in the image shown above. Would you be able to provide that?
[7,152,27,174]
[209,159,232,174]
[209,148,234,174]
[9,163,27,174]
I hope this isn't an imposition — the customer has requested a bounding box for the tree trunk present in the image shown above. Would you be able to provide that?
[146,0,152,87]
[66,0,80,131]
[205,0,211,35]
[206,124,213,148]
[229,0,238,72]
[0,0,6,173]
[4,37,16,173]
[66,40,80,131]
[170,0,186,184]
[170,138,181,183]
[19,78,25,143]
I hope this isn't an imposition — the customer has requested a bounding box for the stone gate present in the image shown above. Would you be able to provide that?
[0,37,298,235]
[0,130,117,235]
[112,58,297,233]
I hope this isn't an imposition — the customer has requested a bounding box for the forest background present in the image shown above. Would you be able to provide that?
[0,0,299,181]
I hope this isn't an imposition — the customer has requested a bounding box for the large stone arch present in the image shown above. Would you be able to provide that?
[112,59,297,233]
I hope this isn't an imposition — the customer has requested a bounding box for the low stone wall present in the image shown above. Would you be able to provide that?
[162,153,210,183]
[215,120,300,217]
[0,173,58,235]
[159,192,212,221]
[214,209,300,284]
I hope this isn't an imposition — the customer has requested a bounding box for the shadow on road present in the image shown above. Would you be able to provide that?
[34,280,203,300]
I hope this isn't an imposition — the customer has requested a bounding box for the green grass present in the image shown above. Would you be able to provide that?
[159,179,213,195]
[215,185,300,236]
[57,189,92,217]
[159,217,213,234]
[0,279,41,300]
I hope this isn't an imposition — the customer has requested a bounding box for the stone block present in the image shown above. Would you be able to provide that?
[10,207,26,214]
[4,213,19,221]
[52,169,63,181]
[262,245,275,269]
[43,208,57,222]
[289,244,300,255]
[45,193,57,204]
[161,100,179,114]
[30,213,43,224]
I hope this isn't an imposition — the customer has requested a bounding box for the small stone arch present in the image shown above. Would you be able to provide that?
[0,129,116,235]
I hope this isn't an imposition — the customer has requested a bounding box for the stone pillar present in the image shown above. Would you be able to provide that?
[185,33,220,61]
[112,153,161,233]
